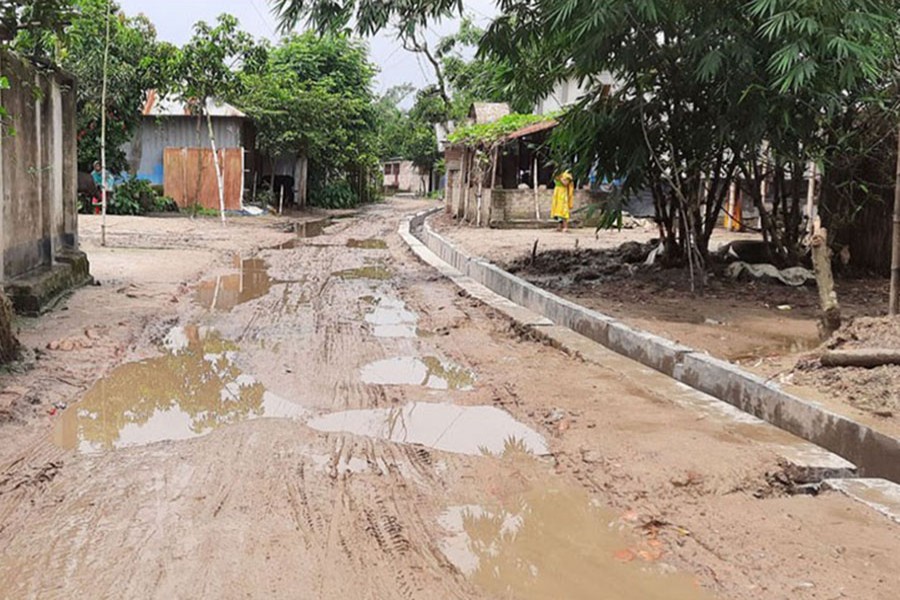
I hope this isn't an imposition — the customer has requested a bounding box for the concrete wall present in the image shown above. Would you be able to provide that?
[535,73,616,115]
[0,50,79,282]
[383,160,427,194]
[124,115,246,185]
[490,188,602,222]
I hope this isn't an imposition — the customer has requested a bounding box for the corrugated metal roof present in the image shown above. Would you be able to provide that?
[469,102,510,124]
[504,119,559,141]
[142,90,247,118]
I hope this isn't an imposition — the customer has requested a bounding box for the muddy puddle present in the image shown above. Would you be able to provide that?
[292,219,331,238]
[365,297,419,338]
[728,334,820,363]
[347,238,388,250]
[333,266,392,281]
[195,256,278,311]
[439,485,711,600]
[360,356,475,390]
[52,326,306,453]
[307,402,548,456]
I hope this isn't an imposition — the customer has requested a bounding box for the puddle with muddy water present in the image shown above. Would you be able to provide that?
[439,485,712,600]
[52,326,306,453]
[728,334,820,363]
[333,266,392,281]
[360,356,475,390]
[195,256,278,311]
[307,402,548,456]
[365,297,418,338]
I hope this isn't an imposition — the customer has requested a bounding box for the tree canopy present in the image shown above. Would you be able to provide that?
[482,0,900,269]
[10,0,177,171]
[235,31,380,206]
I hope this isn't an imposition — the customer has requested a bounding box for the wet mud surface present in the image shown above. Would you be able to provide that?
[1,202,899,599]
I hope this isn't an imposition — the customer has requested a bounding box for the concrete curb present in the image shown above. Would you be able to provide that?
[406,209,900,484]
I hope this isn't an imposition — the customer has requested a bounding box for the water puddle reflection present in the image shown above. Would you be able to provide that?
[307,402,548,456]
[365,297,418,338]
[439,486,712,600]
[360,356,475,390]
[333,266,392,281]
[52,326,306,453]
[292,219,331,238]
[195,256,276,311]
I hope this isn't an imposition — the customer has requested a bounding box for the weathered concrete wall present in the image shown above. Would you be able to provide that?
[0,51,87,312]
[490,188,602,223]
[383,160,427,194]
[410,211,900,483]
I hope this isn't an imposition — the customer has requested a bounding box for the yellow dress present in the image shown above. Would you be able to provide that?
[551,172,575,221]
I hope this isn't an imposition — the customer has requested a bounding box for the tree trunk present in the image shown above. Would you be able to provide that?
[821,349,900,368]
[206,111,227,224]
[811,221,842,336]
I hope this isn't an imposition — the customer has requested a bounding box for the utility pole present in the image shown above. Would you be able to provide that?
[100,0,112,247]
[890,125,900,315]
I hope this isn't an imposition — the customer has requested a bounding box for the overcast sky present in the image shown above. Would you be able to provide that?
[117,0,498,102]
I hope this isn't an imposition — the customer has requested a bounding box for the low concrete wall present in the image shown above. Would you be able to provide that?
[490,188,602,223]
[410,212,900,482]
[0,50,89,312]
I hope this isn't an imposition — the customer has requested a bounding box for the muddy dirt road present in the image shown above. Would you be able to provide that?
[1,201,898,599]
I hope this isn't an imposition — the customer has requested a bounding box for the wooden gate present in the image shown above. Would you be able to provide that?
[163,147,244,211]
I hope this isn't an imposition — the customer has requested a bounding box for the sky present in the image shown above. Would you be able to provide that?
[117,0,499,103]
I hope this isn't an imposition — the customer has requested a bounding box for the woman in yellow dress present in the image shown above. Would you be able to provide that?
[551,170,575,232]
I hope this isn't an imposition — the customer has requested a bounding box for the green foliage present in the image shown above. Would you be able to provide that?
[184,205,220,217]
[270,0,463,36]
[448,113,552,147]
[18,0,177,172]
[235,31,381,203]
[483,0,900,265]
[1,0,75,50]
[105,176,175,215]
[313,179,357,209]
[176,14,254,115]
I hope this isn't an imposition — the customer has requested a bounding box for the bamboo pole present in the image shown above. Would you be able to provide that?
[100,0,111,247]
[278,184,284,215]
[890,125,900,315]
[533,156,539,220]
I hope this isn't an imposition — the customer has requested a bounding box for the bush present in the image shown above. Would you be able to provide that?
[313,180,358,209]
[105,177,179,215]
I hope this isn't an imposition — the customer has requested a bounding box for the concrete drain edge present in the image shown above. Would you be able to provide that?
[399,207,900,522]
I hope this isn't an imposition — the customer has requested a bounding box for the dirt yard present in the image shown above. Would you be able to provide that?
[0,201,898,599]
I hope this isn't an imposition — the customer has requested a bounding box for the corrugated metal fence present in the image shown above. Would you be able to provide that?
[163,148,243,211]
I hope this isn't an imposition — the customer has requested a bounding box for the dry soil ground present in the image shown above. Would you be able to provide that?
[0,201,898,599]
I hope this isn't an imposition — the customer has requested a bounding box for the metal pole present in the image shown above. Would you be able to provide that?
[890,125,900,315]
[100,0,111,247]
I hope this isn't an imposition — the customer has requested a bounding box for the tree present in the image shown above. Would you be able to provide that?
[483,0,900,279]
[0,0,75,48]
[236,32,381,207]
[177,14,254,222]
[271,0,465,114]
[50,1,176,172]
